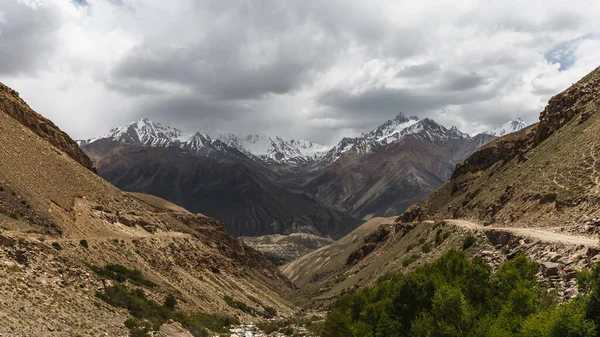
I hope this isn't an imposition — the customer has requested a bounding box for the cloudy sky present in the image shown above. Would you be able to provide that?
[2,0,600,144]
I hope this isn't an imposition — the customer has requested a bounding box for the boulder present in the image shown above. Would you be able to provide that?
[155,321,194,337]
[540,262,560,277]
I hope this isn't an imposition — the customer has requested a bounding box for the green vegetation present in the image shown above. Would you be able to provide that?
[421,242,432,253]
[322,250,600,337]
[434,228,450,246]
[223,295,256,316]
[0,206,18,219]
[51,242,62,251]
[263,306,277,318]
[94,270,238,337]
[96,285,172,327]
[462,234,476,250]
[401,254,420,267]
[79,239,89,249]
[89,263,157,288]
[164,294,177,311]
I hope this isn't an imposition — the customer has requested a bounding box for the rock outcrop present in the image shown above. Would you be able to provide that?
[0,82,96,172]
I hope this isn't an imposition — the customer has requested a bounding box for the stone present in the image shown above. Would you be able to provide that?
[540,262,560,277]
[155,322,194,337]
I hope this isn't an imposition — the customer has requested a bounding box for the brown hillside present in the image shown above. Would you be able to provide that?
[0,83,95,172]
[400,65,600,228]
[0,84,295,335]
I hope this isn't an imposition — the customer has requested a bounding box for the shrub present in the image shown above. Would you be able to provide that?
[462,235,476,250]
[174,312,238,335]
[402,254,420,267]
[89,263,157,288]
[421,242,432,253]
[320,250,599,337]
[164,295,177,311]
[263,306,277,318]
[223,296,256,315]
[406,243,417,252]
[51,242,62,251]
[79,240,89,249]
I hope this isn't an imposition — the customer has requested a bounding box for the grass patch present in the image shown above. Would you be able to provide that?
[406,242,417,252]
[223,296,256,316]
[402,254,420,267]
[89,263,157,288]
[96,282,237,336]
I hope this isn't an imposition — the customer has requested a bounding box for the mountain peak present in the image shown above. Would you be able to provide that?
[485,119,529,137]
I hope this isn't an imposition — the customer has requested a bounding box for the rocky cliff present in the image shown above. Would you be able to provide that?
[0,83,96,172]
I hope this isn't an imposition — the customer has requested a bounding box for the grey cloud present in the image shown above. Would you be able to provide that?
[396,62,441,78]
[0,2,61,75]
[317,79,497,118]
[439,72,489,91]
[108,0,426,102]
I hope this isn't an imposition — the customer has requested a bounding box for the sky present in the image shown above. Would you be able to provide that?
[1,0,600,145]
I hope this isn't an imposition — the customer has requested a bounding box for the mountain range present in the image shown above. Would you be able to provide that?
[79,113,527,237]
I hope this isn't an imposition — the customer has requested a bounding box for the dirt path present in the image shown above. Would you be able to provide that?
[446,220,598,247]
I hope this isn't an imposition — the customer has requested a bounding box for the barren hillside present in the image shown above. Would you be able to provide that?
[0,83,296,336]
[400,65,600,229]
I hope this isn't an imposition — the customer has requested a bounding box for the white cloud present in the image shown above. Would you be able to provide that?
[1,0,599,144]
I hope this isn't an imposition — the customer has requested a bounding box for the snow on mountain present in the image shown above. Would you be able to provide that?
[485,118,529,137]
[319,113,473,164]
[217,134,329,164]
[77,118,193,147]
[78,118,329,165]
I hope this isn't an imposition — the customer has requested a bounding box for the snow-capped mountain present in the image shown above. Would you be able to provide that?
[217,134,329,164]
[78,118,329,165]
[319,113,473,164]
[76,118,191,147]
[485,118,529,137]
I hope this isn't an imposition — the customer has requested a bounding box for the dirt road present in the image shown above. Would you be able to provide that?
[446,219,598,247]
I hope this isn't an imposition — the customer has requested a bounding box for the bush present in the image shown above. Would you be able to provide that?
[79,240,89,249]
[51,242,62,251]
[223,296,256,315]
[421,242,432,253]
[402,254,420,267]
[94,268,237,337]
[164,295,177,311]
[321,250,597,337]
[263,306,277,318]
[462,235,476,250]
[89,263,157,288]
[174,312,238,335]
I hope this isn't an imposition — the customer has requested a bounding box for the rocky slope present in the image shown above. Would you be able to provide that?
[0,82,297,335]
[241,233,334,266]
[84,140,361,238]
[283,217,600,309]
[400,65,600,228]
[0,83,96,172]
[282,66,600,310]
